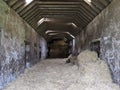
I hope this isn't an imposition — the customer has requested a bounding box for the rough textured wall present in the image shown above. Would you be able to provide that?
[25,25,42,67]
[100,0,120,85]
[74,36,81,54]
[0,1,25,89]
[26,34,47,61]
[0,1,46,89]
[77,0,120,85]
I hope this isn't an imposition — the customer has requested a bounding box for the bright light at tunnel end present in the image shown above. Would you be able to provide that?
[25,0,33,5]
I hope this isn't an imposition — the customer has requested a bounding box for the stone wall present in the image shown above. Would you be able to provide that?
[0,1,47,89]
[0,1,25,89]
[76,0,120,85]
[24,18,47,67]
[40,37,47,60]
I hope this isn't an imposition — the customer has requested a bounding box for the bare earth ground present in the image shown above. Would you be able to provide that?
[4,58,120,90]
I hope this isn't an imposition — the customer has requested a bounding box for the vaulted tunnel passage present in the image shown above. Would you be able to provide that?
[0,0,120,89]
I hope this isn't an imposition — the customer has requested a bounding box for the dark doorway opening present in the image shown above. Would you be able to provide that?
[90,39,100,57]
[47,38,70,58]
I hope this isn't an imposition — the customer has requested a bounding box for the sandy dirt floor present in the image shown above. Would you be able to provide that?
[4,58,120,90]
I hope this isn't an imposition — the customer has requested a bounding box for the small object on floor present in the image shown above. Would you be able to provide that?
[66,59,70,63]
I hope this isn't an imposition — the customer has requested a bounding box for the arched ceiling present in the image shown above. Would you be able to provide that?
[4,0,112,41]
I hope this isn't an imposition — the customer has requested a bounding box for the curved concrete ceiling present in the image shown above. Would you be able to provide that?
[4,0,112,40]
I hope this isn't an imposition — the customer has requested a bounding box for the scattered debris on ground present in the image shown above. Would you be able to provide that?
[4,50,120,90]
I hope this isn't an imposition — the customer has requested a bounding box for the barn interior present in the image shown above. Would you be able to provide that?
[0,0,120,89]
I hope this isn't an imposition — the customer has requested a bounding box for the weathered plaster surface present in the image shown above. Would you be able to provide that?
[77,0,120,85]
[0,1,25,89]
[0,1,47,89]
